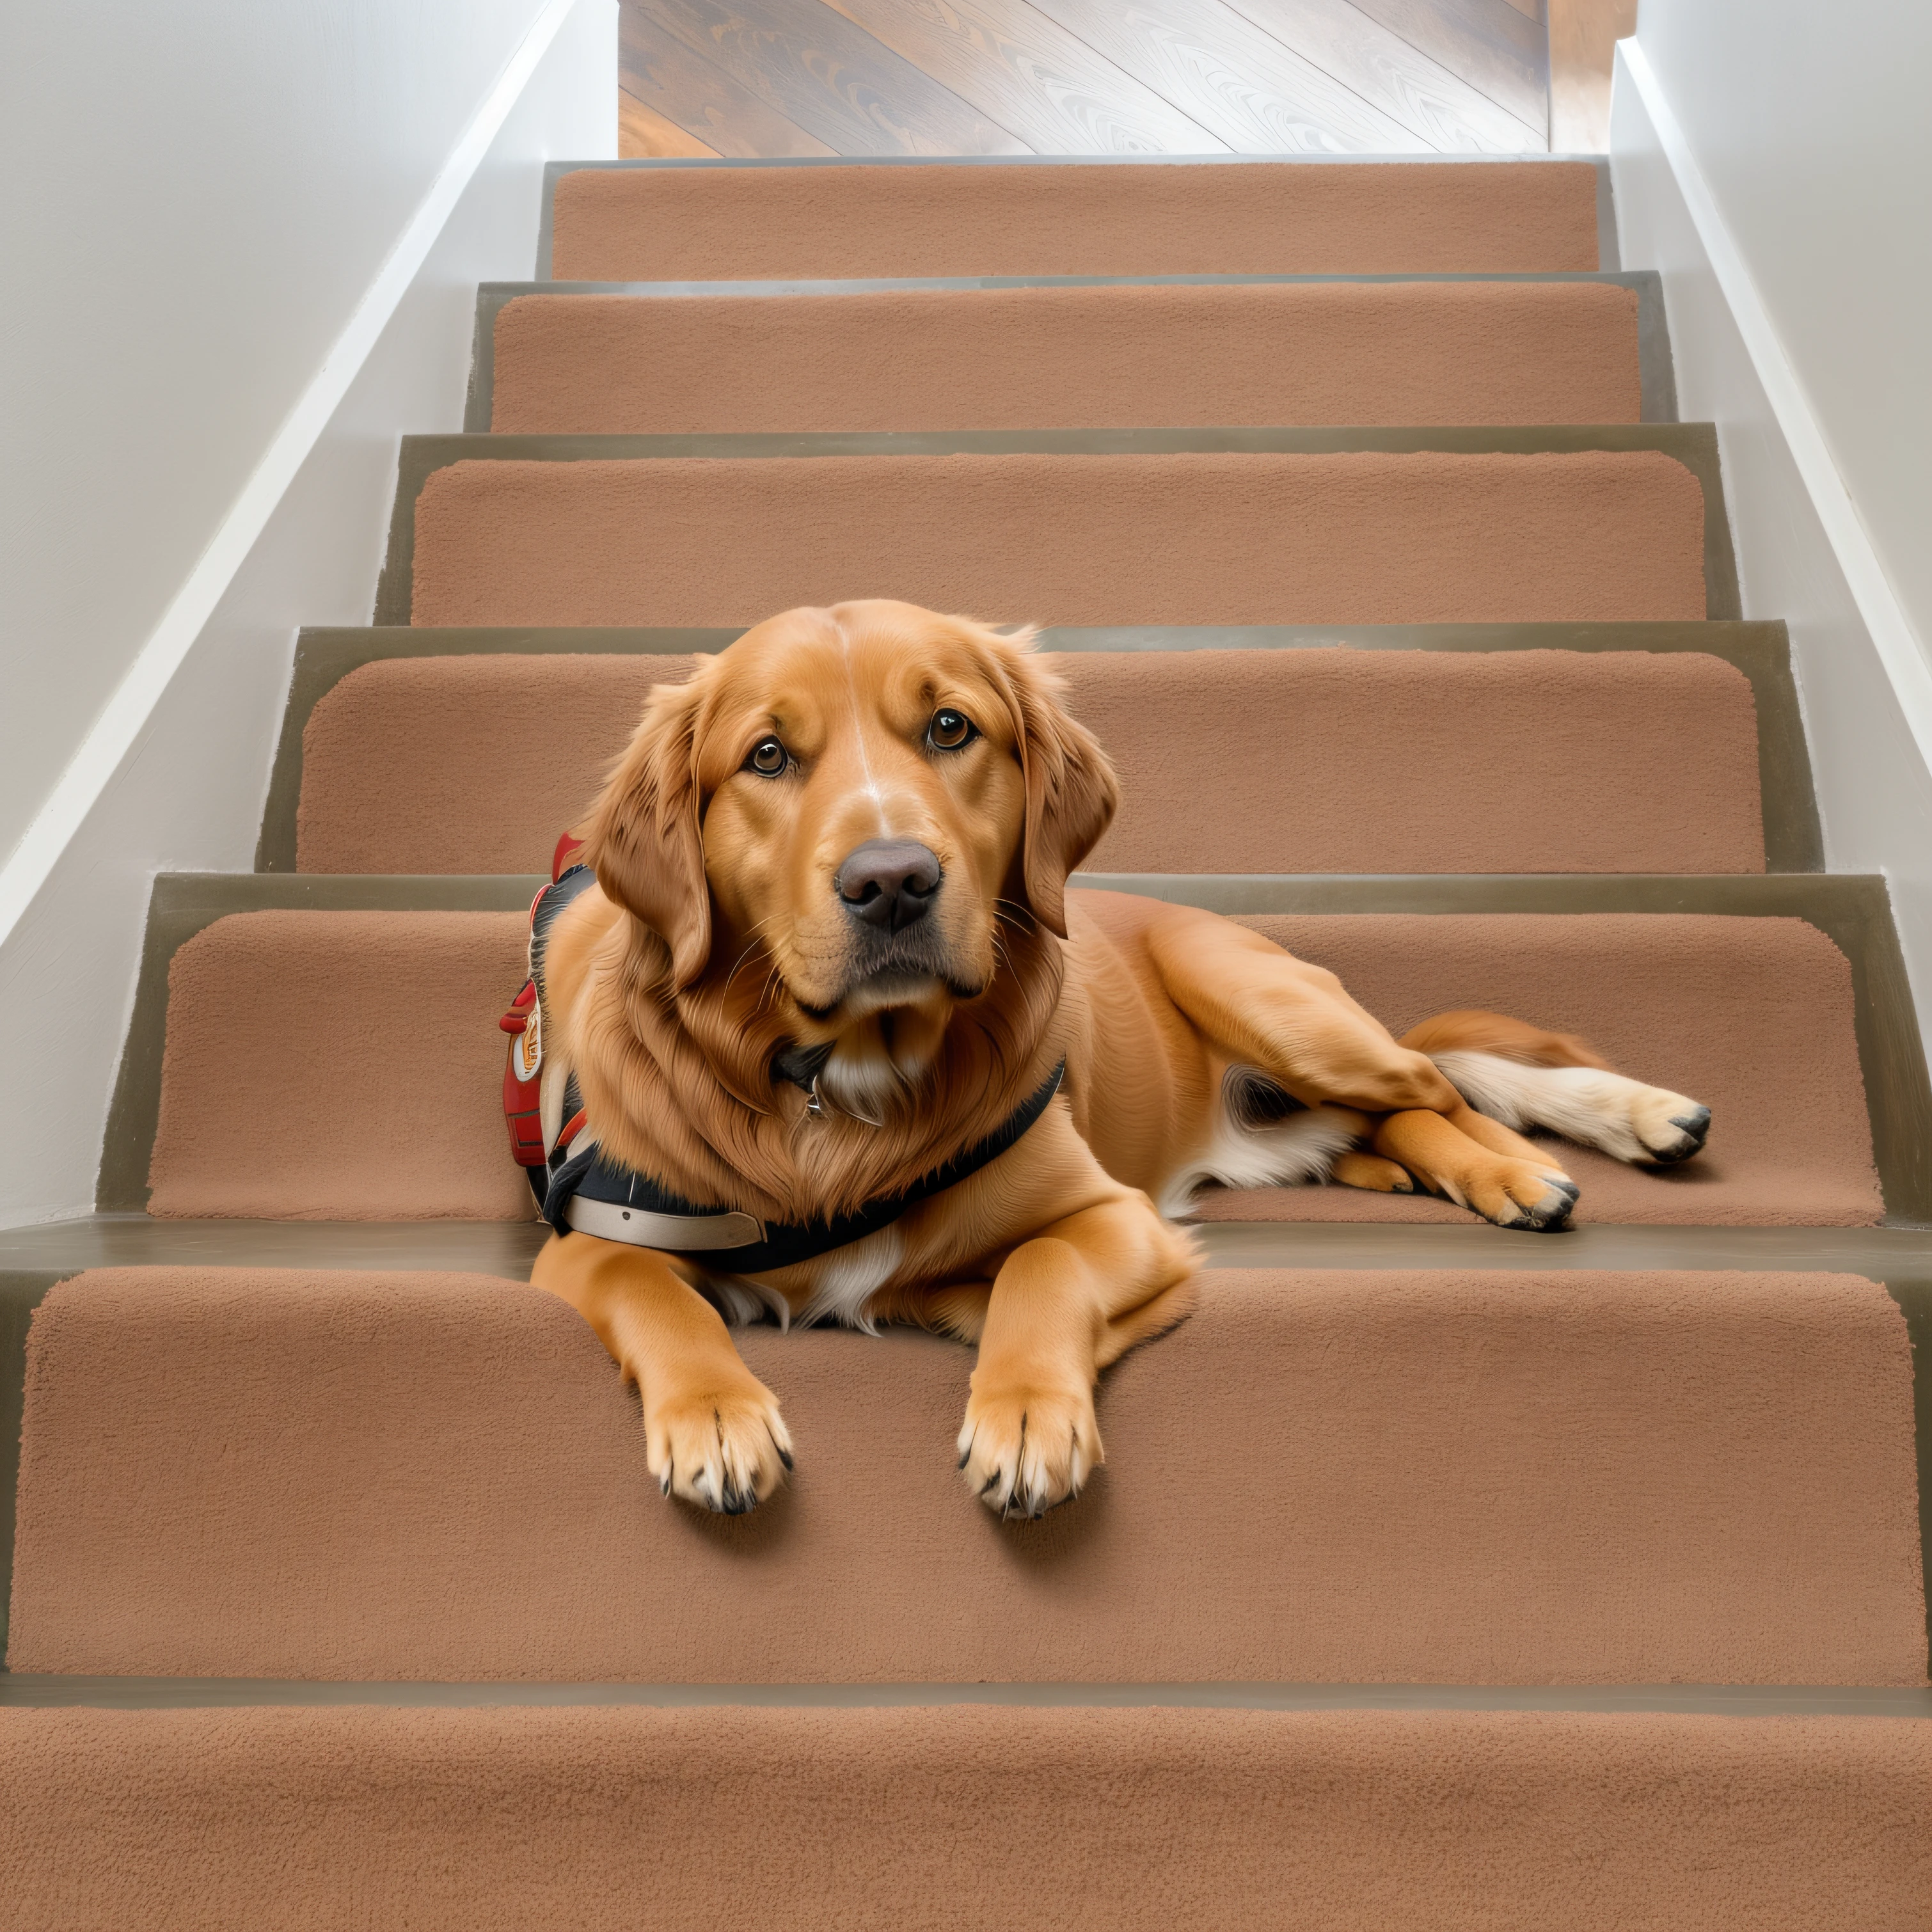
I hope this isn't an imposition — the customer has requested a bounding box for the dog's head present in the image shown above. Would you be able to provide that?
[580,601,1116,1101]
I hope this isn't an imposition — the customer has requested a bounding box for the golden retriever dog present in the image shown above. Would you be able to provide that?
[521,601,1711,1517]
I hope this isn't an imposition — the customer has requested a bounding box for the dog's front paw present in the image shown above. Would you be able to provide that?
[957,1377,1100,1519]
[644,1374,793,1514]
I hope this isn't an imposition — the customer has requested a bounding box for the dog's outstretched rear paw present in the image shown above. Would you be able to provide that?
[957,1379,1100,1519]
[645,1377,793,1514]
[1633,1093,1712,1166]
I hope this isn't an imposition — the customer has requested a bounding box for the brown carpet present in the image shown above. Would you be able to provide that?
[296,648,1764,877]
[8,1269,1921,1684]
[4,1704,1929,1931]
[143,910,1876,1227]
[409,452,1709,629]
[548,161,1603,281]
[489,282,1644,434]
[146,912,534,1223]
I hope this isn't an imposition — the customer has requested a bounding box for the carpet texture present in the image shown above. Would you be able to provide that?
[489,281,1643,434]
[406,451,1710,628]
[295,648,1764,877]
[146,912,534,1223]
[547,161,1603,281]
[8,1268,1922,1684]
[4,1705,1929,1931]
[141,910,1877,1227]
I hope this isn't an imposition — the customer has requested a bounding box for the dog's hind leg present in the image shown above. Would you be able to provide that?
[1143,905,1578,1230]
[1405,1010,1712,1168]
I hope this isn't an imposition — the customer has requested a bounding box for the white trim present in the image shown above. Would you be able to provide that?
[0,0,583,949]
[1617,39,1932,784]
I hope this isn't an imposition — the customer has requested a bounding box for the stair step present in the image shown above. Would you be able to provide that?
[8,1265,1922,1685]
[9,1702,1926,1927]
[13,1219,1932,1286]
[379,428,1734,629]
[289,642,1768,880]
[262,621,1823,876]
[11,1677,1931,1714]
[542,158,1608,282]
[479,275,1658,435]
[103,874,1926,1229]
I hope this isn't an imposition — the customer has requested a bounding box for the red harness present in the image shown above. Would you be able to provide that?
[501,832,585,1169]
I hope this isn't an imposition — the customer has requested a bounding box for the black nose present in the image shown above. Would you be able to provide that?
[836,839,942,932]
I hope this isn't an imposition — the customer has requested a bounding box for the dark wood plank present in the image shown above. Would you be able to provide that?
[1220,0,1543,148]
[1025,0,1415,150]
[822,0,1226,154]
[637,0,1032,155]
[619,90,724,157]
[621,6,836,156]
[1340,0,1548,134]
[1049,0,1540,153]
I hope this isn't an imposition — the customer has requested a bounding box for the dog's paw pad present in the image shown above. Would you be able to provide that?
[957,1384,1100,1519]
[1485,1164,1579,1233]
[647,1381,793,1514]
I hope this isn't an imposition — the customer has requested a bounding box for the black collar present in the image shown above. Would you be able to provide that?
[543,1060,1066,1272]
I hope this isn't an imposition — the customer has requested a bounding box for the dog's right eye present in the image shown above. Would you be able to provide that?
[746,738,789,777]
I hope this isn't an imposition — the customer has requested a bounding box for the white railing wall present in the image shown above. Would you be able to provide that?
[0,0,615,1225]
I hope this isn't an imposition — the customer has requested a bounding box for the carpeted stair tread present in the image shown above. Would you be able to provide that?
[488,281,1643,434]
[409,450,1708,628]
[149,911,532,1223]
[294,648,1766,878]
[6,1704,1929,1930]
[139,910,1878,1227]
[8,1267,1922,1684]
[547,161,1603,281]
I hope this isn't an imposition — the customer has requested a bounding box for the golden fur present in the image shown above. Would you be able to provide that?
[532,602,1709,1516]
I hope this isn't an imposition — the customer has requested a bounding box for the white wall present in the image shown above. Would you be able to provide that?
[0,0,593,869]
[1631,0,1932,658]
[1611,17,1932,1055]
[0,0,614,1225]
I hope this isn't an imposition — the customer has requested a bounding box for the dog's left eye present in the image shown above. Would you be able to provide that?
[745,738,789,777]
[928,709,976,751]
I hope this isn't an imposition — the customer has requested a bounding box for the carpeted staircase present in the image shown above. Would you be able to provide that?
[3,157,1928,1927]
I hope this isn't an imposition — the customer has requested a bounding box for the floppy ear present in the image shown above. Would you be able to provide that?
[1002,642,1120,939]
[580,677,711,989]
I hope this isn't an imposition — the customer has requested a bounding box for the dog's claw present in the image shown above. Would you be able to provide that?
[1642,1105,1713,1166]
[646,1381,791,1514]
[959,1384,1099,1518]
